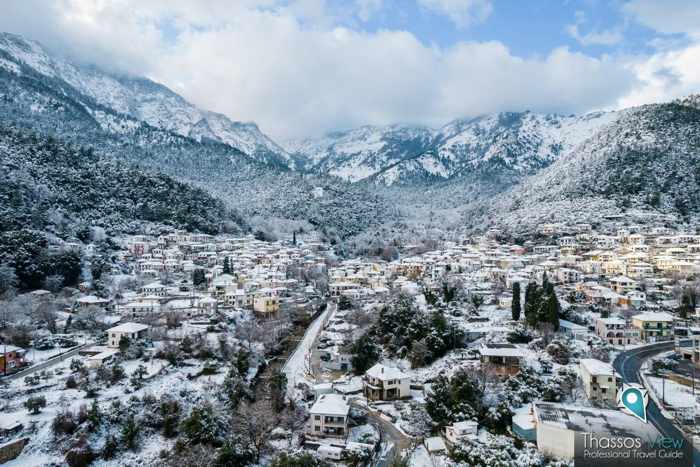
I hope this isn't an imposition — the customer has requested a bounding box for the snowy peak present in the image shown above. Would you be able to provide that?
[285,124,435,181]
[289,109,618,186]
[0,32,291,167]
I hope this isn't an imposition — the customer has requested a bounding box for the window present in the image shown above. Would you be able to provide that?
[315,415,320,420]
[315,426,320,432]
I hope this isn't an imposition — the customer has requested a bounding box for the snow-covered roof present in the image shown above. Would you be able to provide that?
[559,319,586,331]
[580,358,615,376]
[596,317,626,325]
[77,295,109,303]
[424,436,447,452]
[452,420,478,431]
[479,344,526,358]
[365,363,410,381]
[631,312,674,322]
[309,394,349,417]
[534,403,658,440]
[1,345,25,354]
[107,322,149,333]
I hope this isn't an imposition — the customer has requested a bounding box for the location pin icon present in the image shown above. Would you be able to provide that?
[620,387,646,422]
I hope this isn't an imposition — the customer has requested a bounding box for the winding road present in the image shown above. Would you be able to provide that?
[613,342,700,466]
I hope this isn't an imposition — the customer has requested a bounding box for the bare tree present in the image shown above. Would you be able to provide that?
[235,319,262,352]
[231,403,277,461]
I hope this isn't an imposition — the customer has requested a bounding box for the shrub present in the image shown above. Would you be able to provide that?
[52,411,78,436]
[65,375,78,389]
[24,396,47,414]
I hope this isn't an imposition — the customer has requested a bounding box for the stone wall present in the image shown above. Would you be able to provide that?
[0,437,29,463]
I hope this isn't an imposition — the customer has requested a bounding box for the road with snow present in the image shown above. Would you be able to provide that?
[613,341,700,466]
[282,302,333,397]
[1,344,89,382]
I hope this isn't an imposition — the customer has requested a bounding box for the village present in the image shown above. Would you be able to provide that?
[1,220,700,466]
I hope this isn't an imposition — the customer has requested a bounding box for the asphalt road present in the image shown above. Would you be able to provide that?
[1,344,88,382]
[613,342,700,466]
[353,403,412,467]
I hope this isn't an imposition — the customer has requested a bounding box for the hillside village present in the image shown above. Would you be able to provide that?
[1,218,700,466]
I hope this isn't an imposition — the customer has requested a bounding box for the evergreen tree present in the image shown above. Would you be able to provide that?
[350,333,380,374]
[192,269,206,287]
[511,282,521,321]
[544,293,560,331]
[222,257,231,275]
[524,282,540,327]
[542,271,549,290]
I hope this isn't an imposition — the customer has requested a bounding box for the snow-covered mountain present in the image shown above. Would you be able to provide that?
[465,98,700,232]
[288,110,619,186]
[286,125,435,181]
[0,31,393,240]
[0,32,292,167]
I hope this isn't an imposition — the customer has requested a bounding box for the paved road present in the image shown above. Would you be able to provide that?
[613,342,700,466]
[1,344,88,382]
[354,403,412,467]
[282,302,333,396]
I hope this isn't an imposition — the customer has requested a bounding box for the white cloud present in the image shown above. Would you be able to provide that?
[617,0,700,109]
[417,0,492,29]
[356,0,383,22]
[5,0,695,142]
[566,11,623,47]
[617,42,700,109]
[623,0,700,36]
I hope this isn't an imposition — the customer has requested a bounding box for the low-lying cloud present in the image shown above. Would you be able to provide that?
[0,0,697,140]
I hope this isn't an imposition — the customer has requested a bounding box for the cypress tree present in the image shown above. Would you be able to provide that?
[545,293,560,331]
[542,271,550,292]
[511,282,521,321]
[524,282,540,327]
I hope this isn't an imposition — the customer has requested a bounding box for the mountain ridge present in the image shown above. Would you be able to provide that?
[0,32,293,168]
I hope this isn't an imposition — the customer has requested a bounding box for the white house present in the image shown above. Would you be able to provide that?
[307,394,350,438]
[106,322,150,348]
[444,421,478,445]
[579,359,621,403]
[363,364,411,401]
[533,403,658,460]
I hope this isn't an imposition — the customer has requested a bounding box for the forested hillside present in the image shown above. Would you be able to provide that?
[0,125,243,290]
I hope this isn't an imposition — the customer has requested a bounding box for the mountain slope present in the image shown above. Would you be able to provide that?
[0,124,238,236]
[289,110,618,186]
[468,99,700,232]
[286,125,435,181]
[0,32,392,240]
[0,32,292,167]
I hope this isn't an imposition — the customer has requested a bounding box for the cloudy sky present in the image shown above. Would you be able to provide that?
[1,0,699,140]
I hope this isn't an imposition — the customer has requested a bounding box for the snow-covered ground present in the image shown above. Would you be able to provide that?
[647,376,697,409]
[282,305,332,397]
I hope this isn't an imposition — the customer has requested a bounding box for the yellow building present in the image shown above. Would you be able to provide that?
[631,312,674,342]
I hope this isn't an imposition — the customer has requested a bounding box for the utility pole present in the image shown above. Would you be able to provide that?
[662,374,666,405]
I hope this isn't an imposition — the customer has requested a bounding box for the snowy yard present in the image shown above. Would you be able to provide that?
[647,376,697,409]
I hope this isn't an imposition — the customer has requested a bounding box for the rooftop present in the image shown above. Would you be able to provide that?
[580,358,616,376]
[107,322,150,333]
[534,403,658,441]
[310,394,350,417]
[365,363,410,381]
[631,312,674,322]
